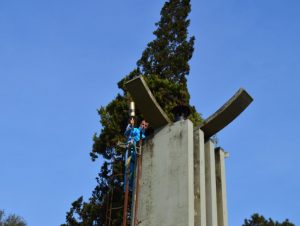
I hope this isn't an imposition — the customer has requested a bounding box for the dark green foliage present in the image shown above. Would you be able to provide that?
[62,159,124,226]
[0,209,27,226]
[144,75,201,124]
[90,94,130,161]
[243,213,295,226]
[137,0,195,84]
[63,0,201,225]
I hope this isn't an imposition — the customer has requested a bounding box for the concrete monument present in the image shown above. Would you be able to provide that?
[124,76,253,226]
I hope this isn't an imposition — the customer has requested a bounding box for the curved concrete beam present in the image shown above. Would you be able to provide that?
[198,88,253,140]
[125,76,171,130]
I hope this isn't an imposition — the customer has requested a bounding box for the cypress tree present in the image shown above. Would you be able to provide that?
[63,0,201,225]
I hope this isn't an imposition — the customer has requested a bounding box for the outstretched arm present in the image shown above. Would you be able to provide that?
[124,124,132,137]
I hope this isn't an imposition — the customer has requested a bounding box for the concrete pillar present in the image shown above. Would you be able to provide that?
[205,140,218,226]
[215,148,229,226]
[138,120,194,226]
[193,129,206,226]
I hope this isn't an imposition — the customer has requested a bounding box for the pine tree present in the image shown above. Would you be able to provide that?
[243,213,295,226]
[0,209,27,226]
[63,0,201,225]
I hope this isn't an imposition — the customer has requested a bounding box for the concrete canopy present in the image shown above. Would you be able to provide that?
[198,88,253,140]
[125,76,253,138]
[125,76,171,130]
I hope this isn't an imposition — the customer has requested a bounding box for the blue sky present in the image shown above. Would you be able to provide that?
[1,0,299,225]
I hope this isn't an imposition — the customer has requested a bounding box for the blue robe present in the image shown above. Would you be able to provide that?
[124,125,140,191]
[124,125,140,144]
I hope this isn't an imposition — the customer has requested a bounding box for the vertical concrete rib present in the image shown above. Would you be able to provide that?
[215,148,228,226]
[193,129,206,226]
[205,140,218,226]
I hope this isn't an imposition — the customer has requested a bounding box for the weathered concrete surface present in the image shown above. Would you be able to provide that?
[215,148,228,226]
[138,120,194,226]
[194,129,206,226]
[125,76,171,130]
[198,88,253,140]
[205,140,218,226]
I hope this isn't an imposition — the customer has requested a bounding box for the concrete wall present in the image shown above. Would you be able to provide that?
[205,140,218,226]
[215,148,228,226]
[193,131,229,226]
[138,120,194,226]
[194,129,206,226]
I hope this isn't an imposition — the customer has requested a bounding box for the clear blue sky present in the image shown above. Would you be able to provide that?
[1,1,299,225]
